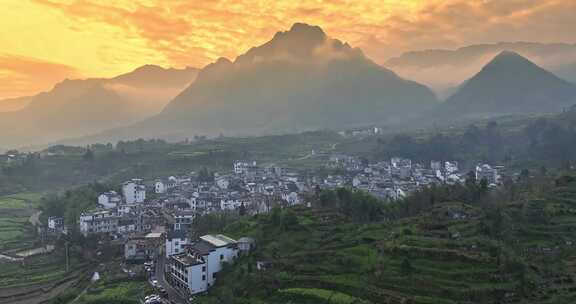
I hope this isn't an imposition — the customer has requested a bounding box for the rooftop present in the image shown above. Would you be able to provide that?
[171,252,204,266]
[200,234,237,247]
[145,232,163,239]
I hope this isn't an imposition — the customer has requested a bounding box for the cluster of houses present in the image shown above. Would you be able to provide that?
[327,156,472,201]
[44,156,504,297]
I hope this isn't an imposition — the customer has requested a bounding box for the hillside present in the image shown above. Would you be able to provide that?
[438,51,576,119]
[385,42,576,97]
[73,23,438,144]
[0,65,198,150]
[202,176,576,304]
[0,96,32,112]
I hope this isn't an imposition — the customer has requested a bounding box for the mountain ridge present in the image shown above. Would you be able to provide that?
[385,42,576,98]
[438,51,576,118]
[107,23,438,143]
[0,65,199,149]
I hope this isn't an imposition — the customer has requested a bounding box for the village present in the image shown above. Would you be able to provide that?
[43,155,504,304]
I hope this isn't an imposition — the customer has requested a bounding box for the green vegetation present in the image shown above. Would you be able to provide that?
[0,192,42,251]
[0,254,86,288]
[198,174,576,304]
[0,131,346,196]
[73,279,147,304]
[0,192,43,209]
[374,108,576,171]
[39,183,109,228]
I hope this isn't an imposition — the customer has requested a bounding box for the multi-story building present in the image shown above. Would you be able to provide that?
[122,179,146,204]
[172,210,195,231]
[475,164,500,185]
[79,209,121,236]
[233,161,257,175]
[124,233,164,262]
[167,234,239,295]
[155,177,177,194]
[98,191,122,209]
[165,230,190,257]
[47,216,65,234]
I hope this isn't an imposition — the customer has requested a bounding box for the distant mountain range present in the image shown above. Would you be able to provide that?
[438,51,576,118]
[386,42,576,98]
[4,24,576,150]
[0,65,198,149]
[72,23,438,144]
[0,96,32,112]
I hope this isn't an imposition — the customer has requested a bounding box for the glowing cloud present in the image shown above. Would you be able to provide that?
[1,0,574,98]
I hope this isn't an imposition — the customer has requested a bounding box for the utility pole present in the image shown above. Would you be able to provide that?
[65,241,70,272]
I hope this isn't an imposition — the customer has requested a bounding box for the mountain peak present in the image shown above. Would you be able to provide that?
[287,22,326,39]
[133,64,164,72]
[485,50,535,69]
[442,49,576,116]
[234,23,363,66]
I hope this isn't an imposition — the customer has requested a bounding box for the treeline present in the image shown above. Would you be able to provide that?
[315,187,384,223]
[310,167,553,225]
[40,182,112,230]
[377,107,576,168]
[377,121,509,165]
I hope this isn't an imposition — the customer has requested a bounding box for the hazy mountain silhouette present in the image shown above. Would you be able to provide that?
[438,51,576,118]
[0,65,198,149]
[386,42,576,98]
[0,96,32,112]
[82,23,437,143]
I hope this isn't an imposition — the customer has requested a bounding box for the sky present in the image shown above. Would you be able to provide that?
[1,0,575,99]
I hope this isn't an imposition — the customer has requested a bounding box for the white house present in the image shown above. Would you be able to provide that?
[220,198,248,211]
[445,161,459,174]
[98,191,122,209]
[124,234,163,261]
[122,179,146,204]
[48,216,65,234]
[237,237,256,253]
[173,211,195,231]
[233,161,257,175]
[281,192,300,206]
[165,230,190,258]
[155,177,177,194]
[215,176,230,189]
[167,234,239,295]
[79,209,120,236]
[475,164,499,185]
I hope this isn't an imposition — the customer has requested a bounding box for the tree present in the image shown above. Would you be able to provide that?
[479,177,489,193]
[400,257,413,276]
[82,148,94,161]
[281,209,299,231]
[270,207,282,227]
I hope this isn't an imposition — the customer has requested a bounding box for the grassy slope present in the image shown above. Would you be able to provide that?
[0,131,347,196]
[199,179,576,304]
[0,192,42,251]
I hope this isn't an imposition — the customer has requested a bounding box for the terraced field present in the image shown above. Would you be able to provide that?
[0,191,95,304]
[72,278,148,304]
[198,176,576,304]
[0,192,42,251]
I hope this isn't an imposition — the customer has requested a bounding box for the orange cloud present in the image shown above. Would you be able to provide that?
[0,54,80,99]
[0,0,574,99]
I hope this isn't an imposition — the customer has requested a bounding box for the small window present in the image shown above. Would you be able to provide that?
[202,275,206,281]
[202,266,206,272]
[220,254,224,260]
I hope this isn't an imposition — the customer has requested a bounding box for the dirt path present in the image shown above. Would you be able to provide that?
[29,210,42,227]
